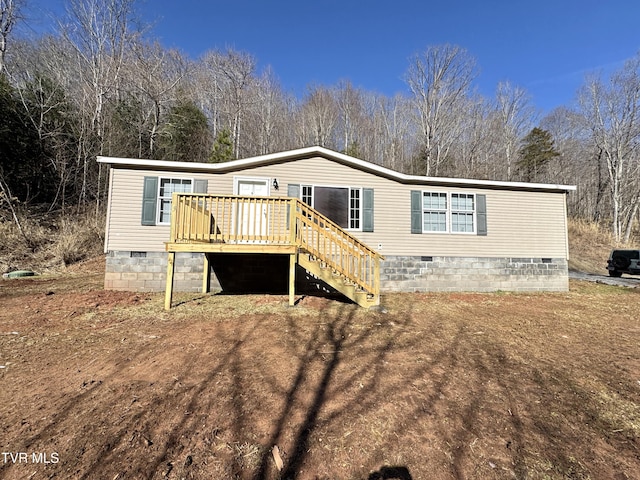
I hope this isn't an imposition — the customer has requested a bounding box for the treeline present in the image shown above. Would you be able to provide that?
[1,0,639,242]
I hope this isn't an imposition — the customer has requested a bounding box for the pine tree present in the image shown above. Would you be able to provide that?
[516,127,560,182]
[157,100,210,162]
[209,128,234,163]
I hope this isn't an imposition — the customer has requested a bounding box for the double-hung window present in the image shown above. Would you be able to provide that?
[412,190,485,235]
[421,191,476,234]
[451,193,475,233]
[422,192,448,232]
[158,178,192,224]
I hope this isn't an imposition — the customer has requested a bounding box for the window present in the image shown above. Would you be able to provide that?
[420,191,476,234]
[422,192,447,232]
[302,185,313,207]
[350,189,361,229]
[299,185,364,230]
[451,193,475,233]
[142,176,206,226]
[158,178,192,224]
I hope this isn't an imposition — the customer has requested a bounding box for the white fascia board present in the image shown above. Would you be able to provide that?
[97,146,577,193]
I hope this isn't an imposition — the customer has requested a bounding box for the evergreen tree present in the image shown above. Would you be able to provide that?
[516,127,560,182]
[0,75,49,203]
[157,100,210,162]
[343,140,361,158]
[209,128,234,163]
[108,96,149,158]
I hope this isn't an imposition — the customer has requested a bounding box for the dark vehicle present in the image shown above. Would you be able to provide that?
[606,249,640,277]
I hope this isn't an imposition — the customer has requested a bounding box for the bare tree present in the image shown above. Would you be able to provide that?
[196,50,224,137]
[123,41,186,157]
[452,94,493,179]
[405,44,476,176]
[492,81,536,180]
[247,66,291,155]
[215,49,256,158]
[8,36,83,210]
[541,107,601,220]
[334,80,366,155]
[577,55,640,242]
[370,93,413,171]
[0,0,23,74]
[299,85,339,148]
[60,0,140,203]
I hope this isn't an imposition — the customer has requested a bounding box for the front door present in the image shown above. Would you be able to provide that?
[234,178,270,241]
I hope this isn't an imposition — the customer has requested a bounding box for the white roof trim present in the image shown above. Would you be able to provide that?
[97,146,576,192]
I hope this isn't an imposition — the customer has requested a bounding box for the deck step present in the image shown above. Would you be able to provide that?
[298,253,379,308]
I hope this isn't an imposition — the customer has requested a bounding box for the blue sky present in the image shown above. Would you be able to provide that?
[24,0,640,113]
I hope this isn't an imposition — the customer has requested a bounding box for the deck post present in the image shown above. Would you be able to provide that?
[165,251,175,310]
[289,198,297,244]
[289,252,297,306]
[373,256,381,306]
[202,252,211,293]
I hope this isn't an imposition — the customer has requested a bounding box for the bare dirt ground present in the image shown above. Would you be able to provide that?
[0,257,639,480]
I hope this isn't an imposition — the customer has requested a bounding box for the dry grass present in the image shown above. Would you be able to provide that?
[567,217,635,274]
[0,207,104,273]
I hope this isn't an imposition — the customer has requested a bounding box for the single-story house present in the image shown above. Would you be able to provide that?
[98,146,576,305]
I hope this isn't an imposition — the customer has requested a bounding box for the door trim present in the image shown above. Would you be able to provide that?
[233,176,271,196]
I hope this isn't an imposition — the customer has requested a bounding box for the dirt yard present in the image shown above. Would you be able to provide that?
[0,258,638,480]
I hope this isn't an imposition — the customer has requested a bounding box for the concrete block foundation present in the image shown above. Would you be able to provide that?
[105,251,569,294]
[380,256,569,292]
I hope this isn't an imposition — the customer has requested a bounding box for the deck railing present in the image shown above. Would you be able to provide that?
[169,193,383,297]
[170,193,292,244]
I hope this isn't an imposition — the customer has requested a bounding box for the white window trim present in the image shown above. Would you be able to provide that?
[300,183,363,232]
[421,191,477,235]
[157,177,194,225]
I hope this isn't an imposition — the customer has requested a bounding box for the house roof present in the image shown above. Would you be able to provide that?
[97,146,576,193]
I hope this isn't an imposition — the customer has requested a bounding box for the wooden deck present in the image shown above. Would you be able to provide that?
[164,193,383,309]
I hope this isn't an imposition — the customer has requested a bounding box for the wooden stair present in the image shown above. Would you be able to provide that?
[297,253,380,308]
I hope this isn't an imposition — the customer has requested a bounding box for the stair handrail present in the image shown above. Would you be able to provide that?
[291,198,383,297]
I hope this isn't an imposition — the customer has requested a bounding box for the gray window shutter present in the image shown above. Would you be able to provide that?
[287,183,300,198]
[141,176,158,226]
[363,188,374,232]
[193,179,208,193]
[411,190,422,234]
[477,194,487,236]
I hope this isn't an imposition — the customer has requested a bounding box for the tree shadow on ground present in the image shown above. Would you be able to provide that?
[2,289,639,479]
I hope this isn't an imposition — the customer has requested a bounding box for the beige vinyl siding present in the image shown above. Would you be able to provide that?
[103,167,115,253]
[105,156,569,258]
[219,156,569,258]
[106,168,228,252]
